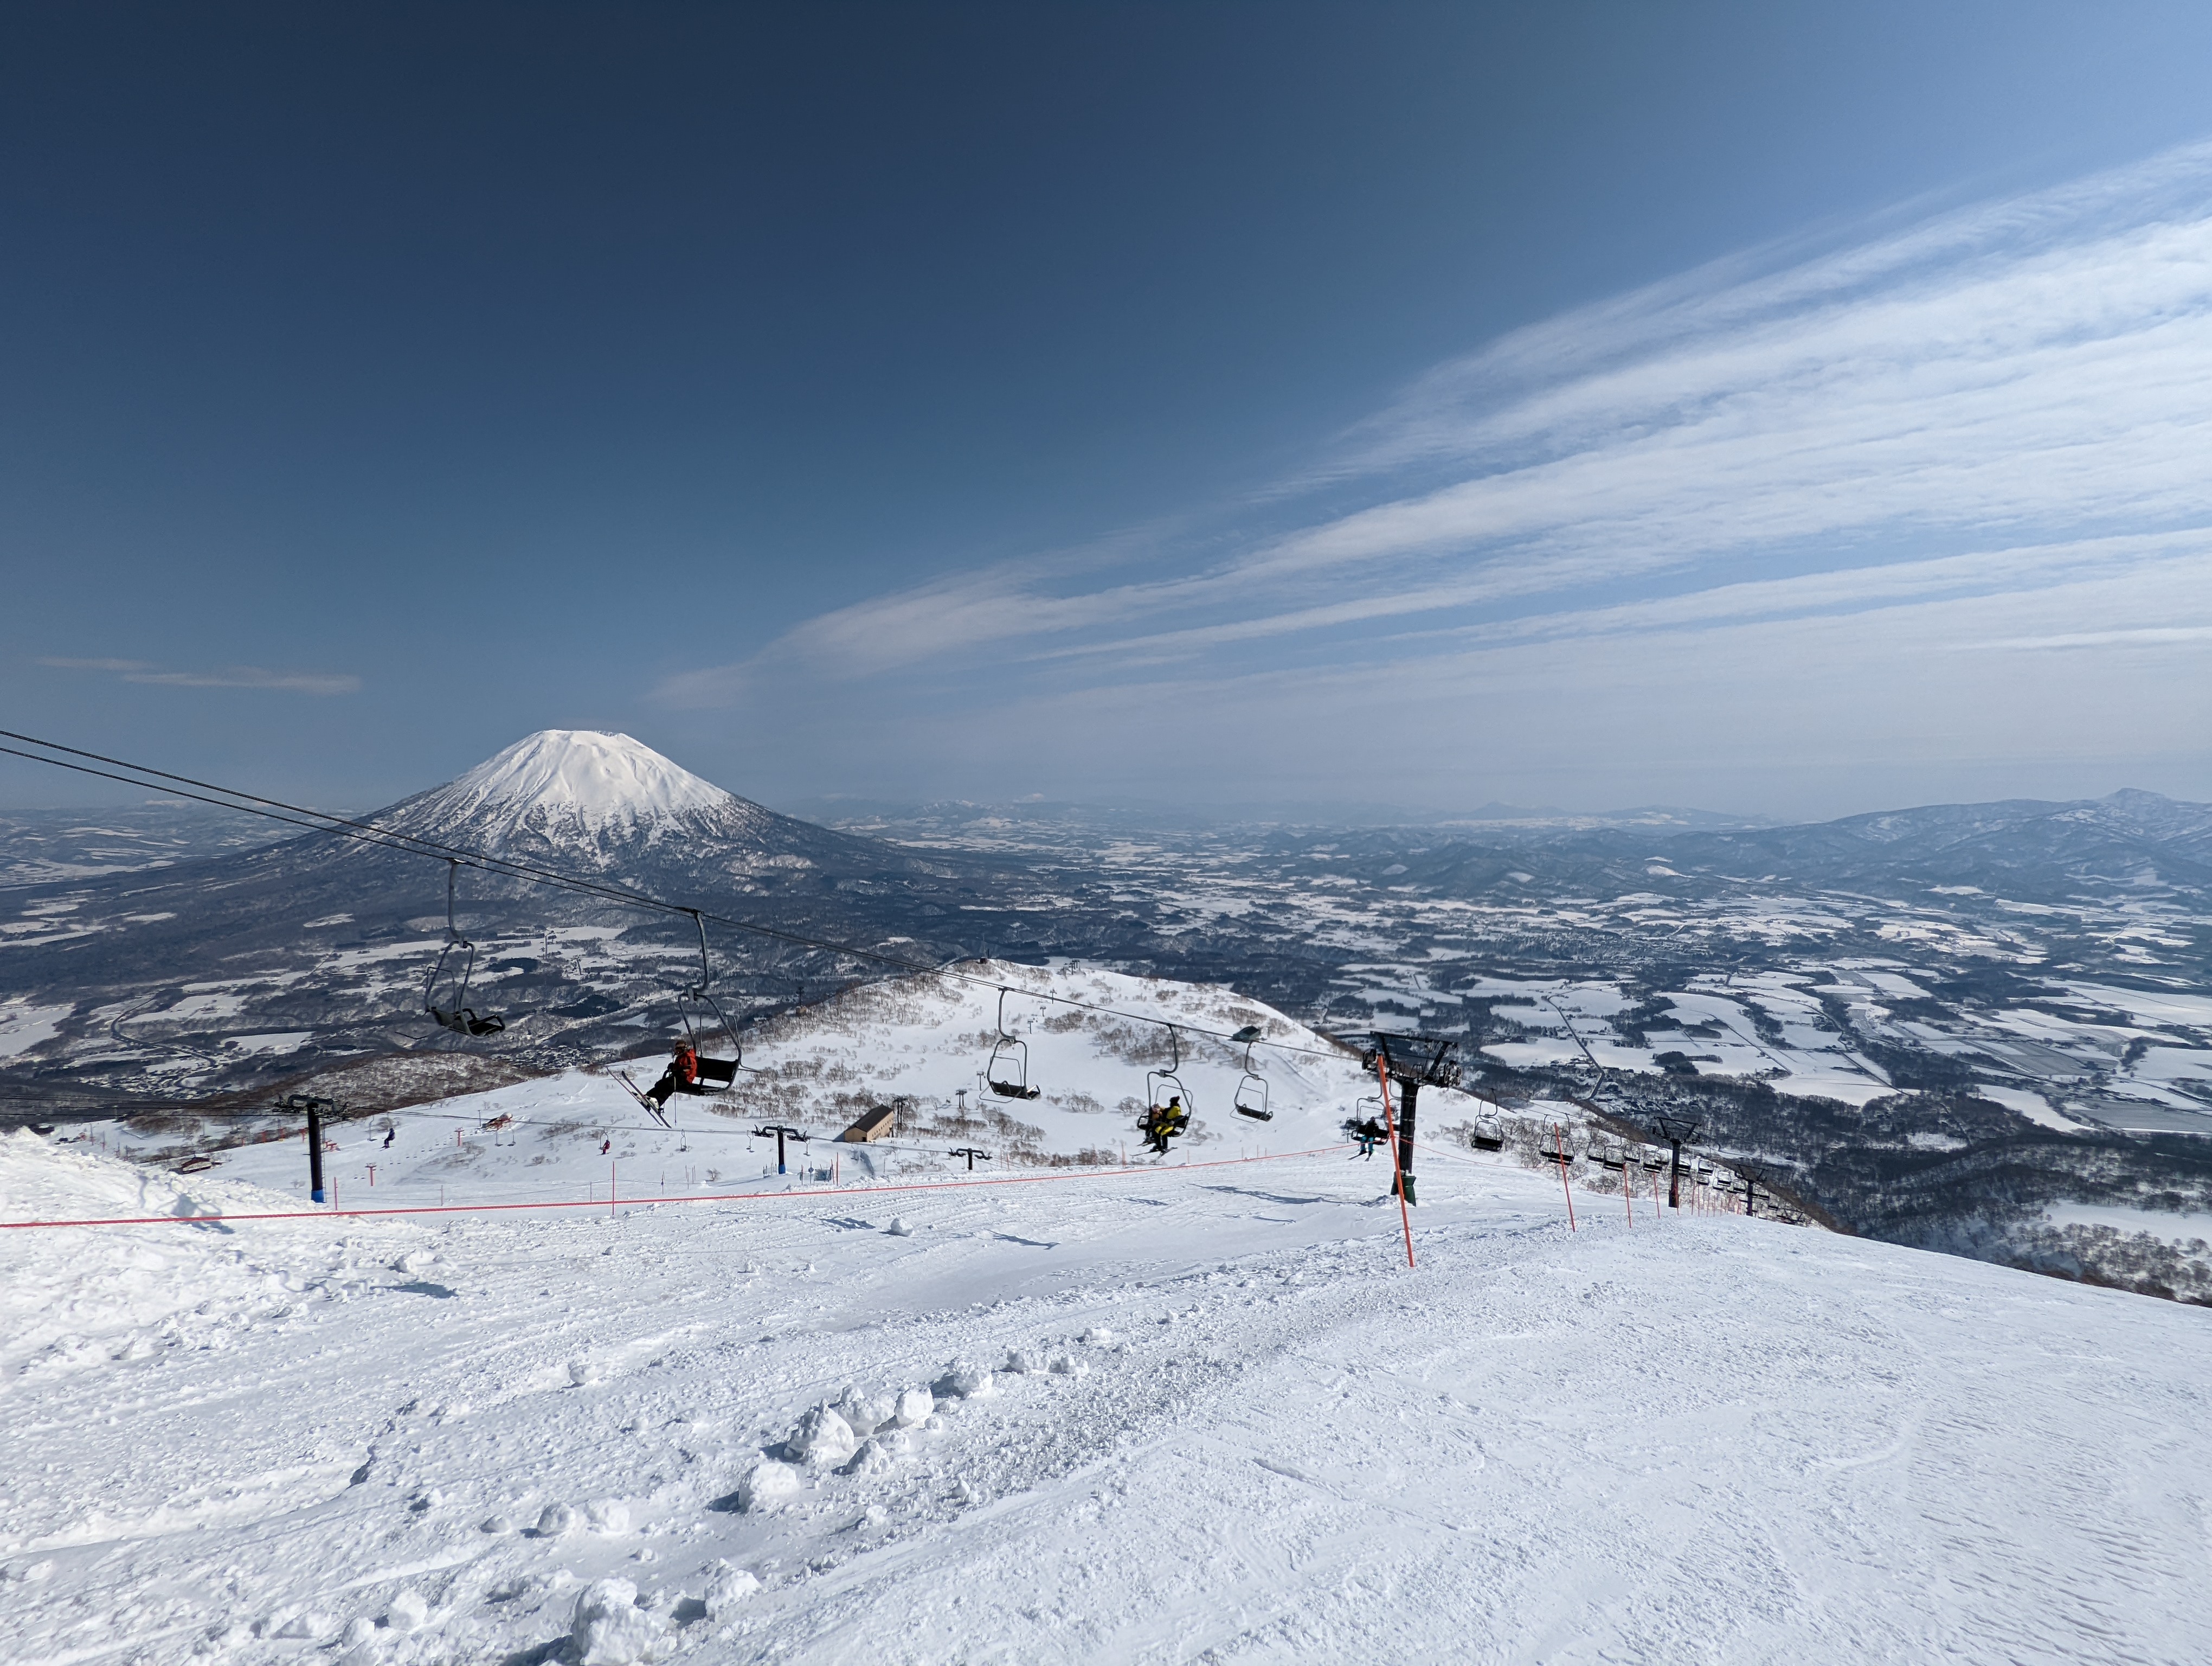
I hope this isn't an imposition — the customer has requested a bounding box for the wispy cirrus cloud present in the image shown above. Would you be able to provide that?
[666,141,2212,810]
[41,657,362,695]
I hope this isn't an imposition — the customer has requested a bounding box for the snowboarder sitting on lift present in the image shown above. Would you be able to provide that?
[1343,1116,1387,1159]
[642,1041,699,1112]
[1141,1095,1188,1155]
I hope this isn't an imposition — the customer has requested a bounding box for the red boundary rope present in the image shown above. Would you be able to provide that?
[1,1142,1349,1232]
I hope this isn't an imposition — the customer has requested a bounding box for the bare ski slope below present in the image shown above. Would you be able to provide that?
[6,1123,2210,1665]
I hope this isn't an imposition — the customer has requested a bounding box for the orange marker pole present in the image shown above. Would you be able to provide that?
[1554,1124,1576,1232]
[1375,1056,1416,1269]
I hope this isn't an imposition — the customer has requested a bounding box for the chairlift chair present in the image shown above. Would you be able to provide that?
[986,988,1041,1100]
[424,861,506,1038]
[1470,1112,1506,1152]
[1230,1024,1272,1122]
[662,913,743,1123]
[1541,1131,1577,1167]
[1596,1138,1627,1170]
[1344,1094,1387,1159]
[1140,1024,1194,1151]
[1641,1146,1668,1171]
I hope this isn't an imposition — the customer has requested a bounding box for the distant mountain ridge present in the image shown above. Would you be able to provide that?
[1686,789,2212,894]
[1289,787,2212,905]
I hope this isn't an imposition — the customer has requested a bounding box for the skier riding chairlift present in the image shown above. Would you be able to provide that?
[621,914,742,1127]
[1141,1095,1190,1155]
[1140,1025,1194,1153]
[639,1040,700,1114]
[1343,1092,1388,1158]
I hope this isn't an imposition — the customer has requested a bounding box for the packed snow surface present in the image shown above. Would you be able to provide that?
[395,731,735,835]
[6,1117,2210,1664]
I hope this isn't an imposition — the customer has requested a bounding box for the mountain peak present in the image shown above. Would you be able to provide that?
[385,731,747,851]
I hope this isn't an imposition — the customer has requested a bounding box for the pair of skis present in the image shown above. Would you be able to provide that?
[615,1071,673,1129]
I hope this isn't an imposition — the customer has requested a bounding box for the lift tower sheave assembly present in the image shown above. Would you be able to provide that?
[1360,1033,1461,1207]
[751,1124,811,1176]
[279,1091,348,1204]
[1650,1112,1701,1210]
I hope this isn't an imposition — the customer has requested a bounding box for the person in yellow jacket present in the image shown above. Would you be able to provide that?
[1142,1094,1188,1154]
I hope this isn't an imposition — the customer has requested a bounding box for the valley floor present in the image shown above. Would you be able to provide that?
[4,1127,2209,1665]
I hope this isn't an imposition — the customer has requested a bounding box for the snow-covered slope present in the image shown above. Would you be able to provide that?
[671,960,1392,1164]
[5,1112,2208,1664]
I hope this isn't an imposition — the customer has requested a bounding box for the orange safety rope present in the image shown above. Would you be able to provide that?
[1375,1054,1416,1269]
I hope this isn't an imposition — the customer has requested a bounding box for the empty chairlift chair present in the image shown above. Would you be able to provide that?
[1230,1024,1272,1122]
[986,988,1041,1101]
[1470,1113,1506,1152]
[424,860,506,1038]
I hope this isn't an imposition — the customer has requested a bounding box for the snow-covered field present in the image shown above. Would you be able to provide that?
[7,1113,2211,1665]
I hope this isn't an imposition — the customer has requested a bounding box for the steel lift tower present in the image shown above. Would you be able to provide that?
[1650,1112,1701,1210]
[1360,1033,1461,1206]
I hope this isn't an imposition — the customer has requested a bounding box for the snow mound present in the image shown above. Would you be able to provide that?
[784,1404,857,1466]
[839,1434,905,1477]
[891,1387,934,1426]
[569,1578,668,1665]
[833,1385,893,1436]
[385,1588,429,1632]
[934,1363,994,1399]
[700,1562,759,1617]
[734,1461,801,1513]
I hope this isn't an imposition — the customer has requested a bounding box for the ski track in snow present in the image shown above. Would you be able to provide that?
[5,1130,2211,1665]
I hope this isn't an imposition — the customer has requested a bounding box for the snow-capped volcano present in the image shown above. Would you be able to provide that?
[382,729,779,856]
[428,731,733,824]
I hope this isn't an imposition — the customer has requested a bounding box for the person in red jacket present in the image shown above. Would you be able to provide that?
[642,1041,698,1113]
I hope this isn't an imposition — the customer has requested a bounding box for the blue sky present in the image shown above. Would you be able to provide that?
[4,2,2210,818]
